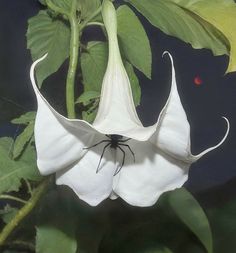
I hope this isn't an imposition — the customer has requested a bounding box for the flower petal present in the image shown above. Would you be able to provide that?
[92,0,157,141]
[112,139,189,207]
[56,135,117,206]
[30,55,96,175]
[150,52,192,161]
[150,52,230,162]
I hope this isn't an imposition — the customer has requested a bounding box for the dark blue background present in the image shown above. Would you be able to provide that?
[0,0,236,206]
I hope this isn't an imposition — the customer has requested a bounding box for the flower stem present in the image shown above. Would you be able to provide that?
[66,0,80,118]
[45,0,79,119]
[0,195,27,204]
[0,178,50,246]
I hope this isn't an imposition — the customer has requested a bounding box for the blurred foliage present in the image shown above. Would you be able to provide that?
[2,183,236,253]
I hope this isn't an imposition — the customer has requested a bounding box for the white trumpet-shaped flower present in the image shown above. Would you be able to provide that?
[30,0,229,207]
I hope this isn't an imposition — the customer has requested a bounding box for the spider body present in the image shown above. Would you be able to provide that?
[84,134,135,175]
[109,135,125,148]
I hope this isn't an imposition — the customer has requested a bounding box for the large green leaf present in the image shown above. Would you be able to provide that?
[168,188,213,253]
[27,10,70,87]
[0,138,42,194]
[81,41,141,106]
[117,5,152,79]
[36,225,77,253]
[126,0,231,69]
[169,0,236,73]
[81,41,108,92]
[206,195,236,253]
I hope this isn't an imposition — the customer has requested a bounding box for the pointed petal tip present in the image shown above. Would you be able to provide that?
[30,53,48,89]
[162,51,173,61]
[162,51,174,71]
[162,51,170,57]
[192,116,230,161]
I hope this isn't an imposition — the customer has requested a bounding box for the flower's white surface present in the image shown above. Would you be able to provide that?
[92,0,156,140]
[30,0,229,207]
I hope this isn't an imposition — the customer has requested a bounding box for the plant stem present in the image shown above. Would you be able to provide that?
[66,0,80,118]
[0,195,27,204]
[0,178,50,246]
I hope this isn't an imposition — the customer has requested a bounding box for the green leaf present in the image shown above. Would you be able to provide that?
[11,111,36,125]
[12,122,34,159]
[82,109,98,123]
[48,0,72,14]
[168,188,213,253]
[0,137,42,195]
[168,0,236,73]
[81,41,108,92]
[27,10,70,87]
[78,0,101,20]
[38,0,46,6]
[117,5,152,78]
[36,190,78,253]
[0,204,18,224]
[143,247,173,253]
[125,61,141,106]
[3,251,19,253]
[206,195,236,253]
[36,225,77,253]
[76,90,100,106]
[125,0,229,60]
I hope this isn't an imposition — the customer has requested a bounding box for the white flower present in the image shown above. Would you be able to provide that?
[30,0,229,207]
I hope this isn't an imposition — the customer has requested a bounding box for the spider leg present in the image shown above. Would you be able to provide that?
[119,144,135,162]
[114,146,126,176]
[83,140,110,150]
[96,143,111,173]
[105,135,112,139]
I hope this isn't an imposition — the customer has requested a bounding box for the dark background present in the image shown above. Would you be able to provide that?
[0,0,236,208]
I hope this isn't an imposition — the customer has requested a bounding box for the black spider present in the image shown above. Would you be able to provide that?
[83,135,135,175]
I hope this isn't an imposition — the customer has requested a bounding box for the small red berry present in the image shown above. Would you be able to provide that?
[194,76,203,86]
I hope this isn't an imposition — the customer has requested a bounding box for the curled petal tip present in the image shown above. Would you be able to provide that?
[162,51,174,66]
[220,116,230,143]
[162,51,169,57]
[30,53,48,90]
[193,116,230,161]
